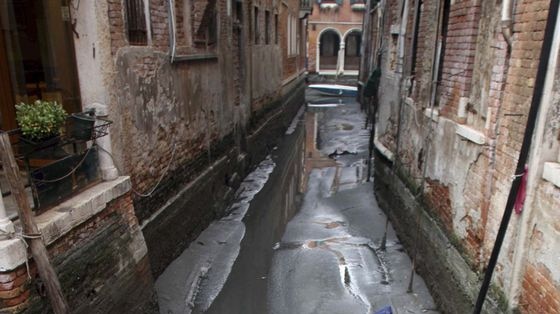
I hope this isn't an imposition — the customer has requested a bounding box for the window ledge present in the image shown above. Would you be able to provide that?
[172,53,218,62]
[456,124,486,145]
[543,162,560,188]
[0,177,131,272]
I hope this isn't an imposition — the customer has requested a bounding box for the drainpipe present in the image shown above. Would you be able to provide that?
[168,0,177,63]
[473,1,560,312]
[501,0,513,48]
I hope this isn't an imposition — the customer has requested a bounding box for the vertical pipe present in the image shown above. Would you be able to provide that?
[501,0,513,47]
[168,0,177,63]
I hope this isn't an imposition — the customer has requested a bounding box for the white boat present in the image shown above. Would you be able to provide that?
[308,84,358,97]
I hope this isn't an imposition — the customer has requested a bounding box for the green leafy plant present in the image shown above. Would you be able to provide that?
[15,100,68,140]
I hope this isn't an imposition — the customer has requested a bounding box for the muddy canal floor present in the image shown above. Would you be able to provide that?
[156,89,438,314]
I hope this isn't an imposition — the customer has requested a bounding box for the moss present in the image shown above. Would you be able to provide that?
[382,156,482,273]
[489,284,511,313]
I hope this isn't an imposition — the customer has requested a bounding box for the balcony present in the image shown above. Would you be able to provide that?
[300,0,312,18]
[1,112,112,217]
[318,0,341,10]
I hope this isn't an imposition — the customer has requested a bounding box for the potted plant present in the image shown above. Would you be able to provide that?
[16,100,68,150]
[69,110,96,141]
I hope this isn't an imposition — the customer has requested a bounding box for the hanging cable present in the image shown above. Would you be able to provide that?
[31,148,93,184]
[97,140,178,198]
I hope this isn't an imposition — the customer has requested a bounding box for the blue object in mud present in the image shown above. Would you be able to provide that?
[374,305,393,314]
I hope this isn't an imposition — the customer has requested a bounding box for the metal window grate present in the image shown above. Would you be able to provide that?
[126,0,147,45]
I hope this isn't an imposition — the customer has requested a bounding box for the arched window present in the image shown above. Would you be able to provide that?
[319,30,340,70]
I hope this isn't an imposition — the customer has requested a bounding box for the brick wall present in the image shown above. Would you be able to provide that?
[484,0,550,283]
[0,192,155,313]
[424,179,453,233]
[0,265,34,312]
[519,263,560,313]
[108,0,126,55]
[366,0,560,311]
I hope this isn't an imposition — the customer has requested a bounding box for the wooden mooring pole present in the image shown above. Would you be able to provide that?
[0,133,69,313]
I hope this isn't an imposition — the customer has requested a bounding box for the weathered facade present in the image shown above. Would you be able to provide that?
[307,0,364,75]
[0,0,308,312]
[361,0,560,312]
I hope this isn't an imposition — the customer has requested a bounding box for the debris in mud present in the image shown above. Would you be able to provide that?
[338,123,354,130]
[328,149,357,159]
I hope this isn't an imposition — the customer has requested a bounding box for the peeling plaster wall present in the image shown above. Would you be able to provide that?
[252,45,282,106]
[72,0,113,106]
[368,0,560,311]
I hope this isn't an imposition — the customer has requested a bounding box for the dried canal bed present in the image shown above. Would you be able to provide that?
[155,156,277,313]
[268,91,438,314]
[155,89,438,313]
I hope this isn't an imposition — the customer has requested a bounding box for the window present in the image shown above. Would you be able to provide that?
[275,14,279,44]
[287,14,297,55]
[254,7,259,44]
[192,0,218,46]
[265,11,271,44]
[410,0,422,76]
[0,0,81,131]
[125,0,148,45]
[172,0,218,56]
[431,0,451,107]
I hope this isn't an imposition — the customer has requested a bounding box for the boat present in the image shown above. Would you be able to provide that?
[308,84,358,97]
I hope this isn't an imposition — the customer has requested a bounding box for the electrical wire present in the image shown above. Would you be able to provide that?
[97,141,178,198]
[31,148,93,184]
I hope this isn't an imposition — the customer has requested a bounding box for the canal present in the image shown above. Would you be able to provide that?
[155,88,438,314]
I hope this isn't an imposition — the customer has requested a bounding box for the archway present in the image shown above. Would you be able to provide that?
[318,29,341,71]
[343,30,362,71]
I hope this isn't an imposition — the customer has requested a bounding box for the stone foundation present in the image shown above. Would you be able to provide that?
[0,179,155,313]
[373,150,504,314]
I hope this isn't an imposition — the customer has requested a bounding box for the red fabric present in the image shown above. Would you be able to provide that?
[514,165,528,215]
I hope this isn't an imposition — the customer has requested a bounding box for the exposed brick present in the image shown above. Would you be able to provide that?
[0,273,17,285]
[1,290,30,308]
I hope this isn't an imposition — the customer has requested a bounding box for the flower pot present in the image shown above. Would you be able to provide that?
[19,135,61,157]
[69,112,95,140]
